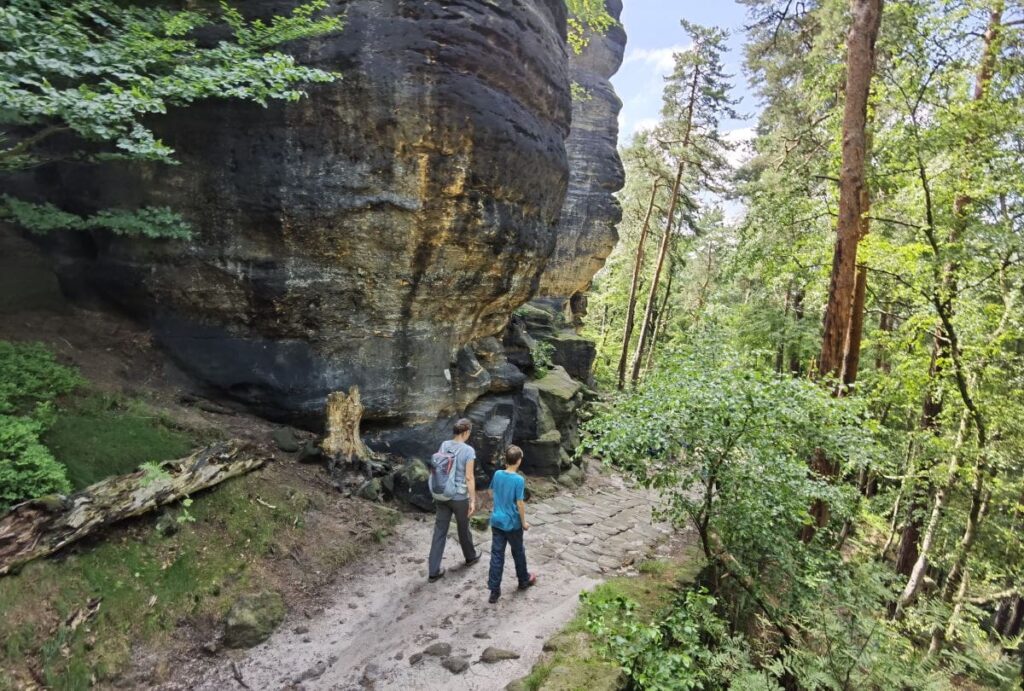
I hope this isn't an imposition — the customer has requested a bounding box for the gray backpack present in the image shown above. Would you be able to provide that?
[428,445,459,500]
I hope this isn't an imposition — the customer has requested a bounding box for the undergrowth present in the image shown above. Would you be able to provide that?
[0,472,401,689]
[517,548,703,691]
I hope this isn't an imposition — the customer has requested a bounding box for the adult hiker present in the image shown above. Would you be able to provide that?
[427,418,481,582]
[486,445,537,603]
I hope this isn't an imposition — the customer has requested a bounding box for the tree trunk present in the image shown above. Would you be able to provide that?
[805,0,882,542]
[818,0,883,382]
[630,161,685,385]
[894,410,971,616]
[841,263,868,388]
[617,182,661,390]
[776,285,792,374]
[895,326,948,576]
[894,515,921,576]
[930,568,971,654]
[789,288,805,375]
[921,7,1004,649]
[0,441,267,576]
[630,60,701,386]
[643,254,676,375]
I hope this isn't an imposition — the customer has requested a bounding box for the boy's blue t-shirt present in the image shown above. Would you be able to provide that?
[490,469,525,531]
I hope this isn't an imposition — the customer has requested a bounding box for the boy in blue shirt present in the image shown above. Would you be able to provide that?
[487,445,537,603]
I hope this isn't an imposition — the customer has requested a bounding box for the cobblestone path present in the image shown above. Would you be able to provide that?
[196,468,672,690]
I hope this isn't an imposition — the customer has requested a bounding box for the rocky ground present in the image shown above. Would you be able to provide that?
[182,468,672,691]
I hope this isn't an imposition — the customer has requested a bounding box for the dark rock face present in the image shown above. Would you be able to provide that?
[30,1,626,497]
[536,0,627,311]
[51,0,571,426]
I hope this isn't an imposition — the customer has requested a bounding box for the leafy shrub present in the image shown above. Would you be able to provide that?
[0,414,71,511]
[530,341,556,377]
[0,341,83,415]
[0,341,81,510]
[566,0,617,54]
[584,587,766,691]
[583,343,874,611]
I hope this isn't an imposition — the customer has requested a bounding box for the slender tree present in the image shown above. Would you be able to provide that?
[628,21,735,385]
[617,179,662,389]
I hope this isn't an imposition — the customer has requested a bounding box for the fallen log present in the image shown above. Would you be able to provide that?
[0,440,268,576]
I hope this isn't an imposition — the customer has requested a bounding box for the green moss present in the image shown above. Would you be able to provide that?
[44,395,197,489]
[0,472,398,688]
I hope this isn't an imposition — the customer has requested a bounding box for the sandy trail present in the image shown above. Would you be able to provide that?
[196,470,670,690]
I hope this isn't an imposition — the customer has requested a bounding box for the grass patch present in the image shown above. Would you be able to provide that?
[511,544,704,691]
[44,394,198,489]
[0,469,399,690]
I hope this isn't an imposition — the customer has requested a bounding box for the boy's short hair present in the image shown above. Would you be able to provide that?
[505,445,523,466]
[453,418,473,436]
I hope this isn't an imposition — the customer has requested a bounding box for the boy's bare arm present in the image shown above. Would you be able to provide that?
[517,499,529,530]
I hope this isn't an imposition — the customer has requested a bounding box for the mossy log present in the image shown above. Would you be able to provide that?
[0,440,268,576]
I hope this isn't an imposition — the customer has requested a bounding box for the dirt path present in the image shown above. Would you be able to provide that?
[194,469,671,690]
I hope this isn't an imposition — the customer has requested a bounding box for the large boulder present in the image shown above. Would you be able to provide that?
[531,367,583,423]
[223,590,286,649]
[546,330,597,384]
[390,459,432,511]
[44,0,572,427]
[521,430,567,476]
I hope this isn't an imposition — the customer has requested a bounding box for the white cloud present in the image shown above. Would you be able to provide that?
[623,44,691,75]
[630,117,660,136]
[722,126,756,169]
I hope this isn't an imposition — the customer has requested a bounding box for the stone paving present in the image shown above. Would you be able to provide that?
[194,468,673,691]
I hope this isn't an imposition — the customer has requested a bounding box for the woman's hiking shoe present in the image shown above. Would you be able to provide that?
[488,591,500,604]
[466,551,482,566]
[518,573,537,590]
[428,568,446,583]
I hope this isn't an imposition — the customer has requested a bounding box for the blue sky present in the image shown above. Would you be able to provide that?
[611,0,757,147]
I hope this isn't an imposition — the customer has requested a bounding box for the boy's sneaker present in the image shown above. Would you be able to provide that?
[488,591,500,604]
[518,573,537,590]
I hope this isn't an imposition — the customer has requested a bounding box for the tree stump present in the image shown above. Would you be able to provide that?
[322,387,374,479]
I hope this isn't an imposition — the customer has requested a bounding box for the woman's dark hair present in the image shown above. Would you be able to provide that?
[505,445,523,466]
[453,418,473,436]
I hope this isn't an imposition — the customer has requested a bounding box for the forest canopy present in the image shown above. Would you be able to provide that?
[582,0,1024,686]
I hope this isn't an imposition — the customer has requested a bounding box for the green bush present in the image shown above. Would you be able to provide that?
[530,340,556,377]
[0,341,83,415]
[584,587,766,691]
[0,414,71,511]
[0,341,82,510]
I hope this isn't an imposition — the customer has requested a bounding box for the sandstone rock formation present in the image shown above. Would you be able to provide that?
[49,0,572,427]
[536,0,627,319]
[29,1,627,490]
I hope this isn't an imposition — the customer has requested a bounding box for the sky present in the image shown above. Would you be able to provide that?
[611,0,758,149]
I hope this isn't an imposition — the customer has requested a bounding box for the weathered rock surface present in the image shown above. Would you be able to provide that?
[25,2,623,494]
[537,0,627,315]
[49,0,572,427]
[223,590,286,649]
[480,647,521,663]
